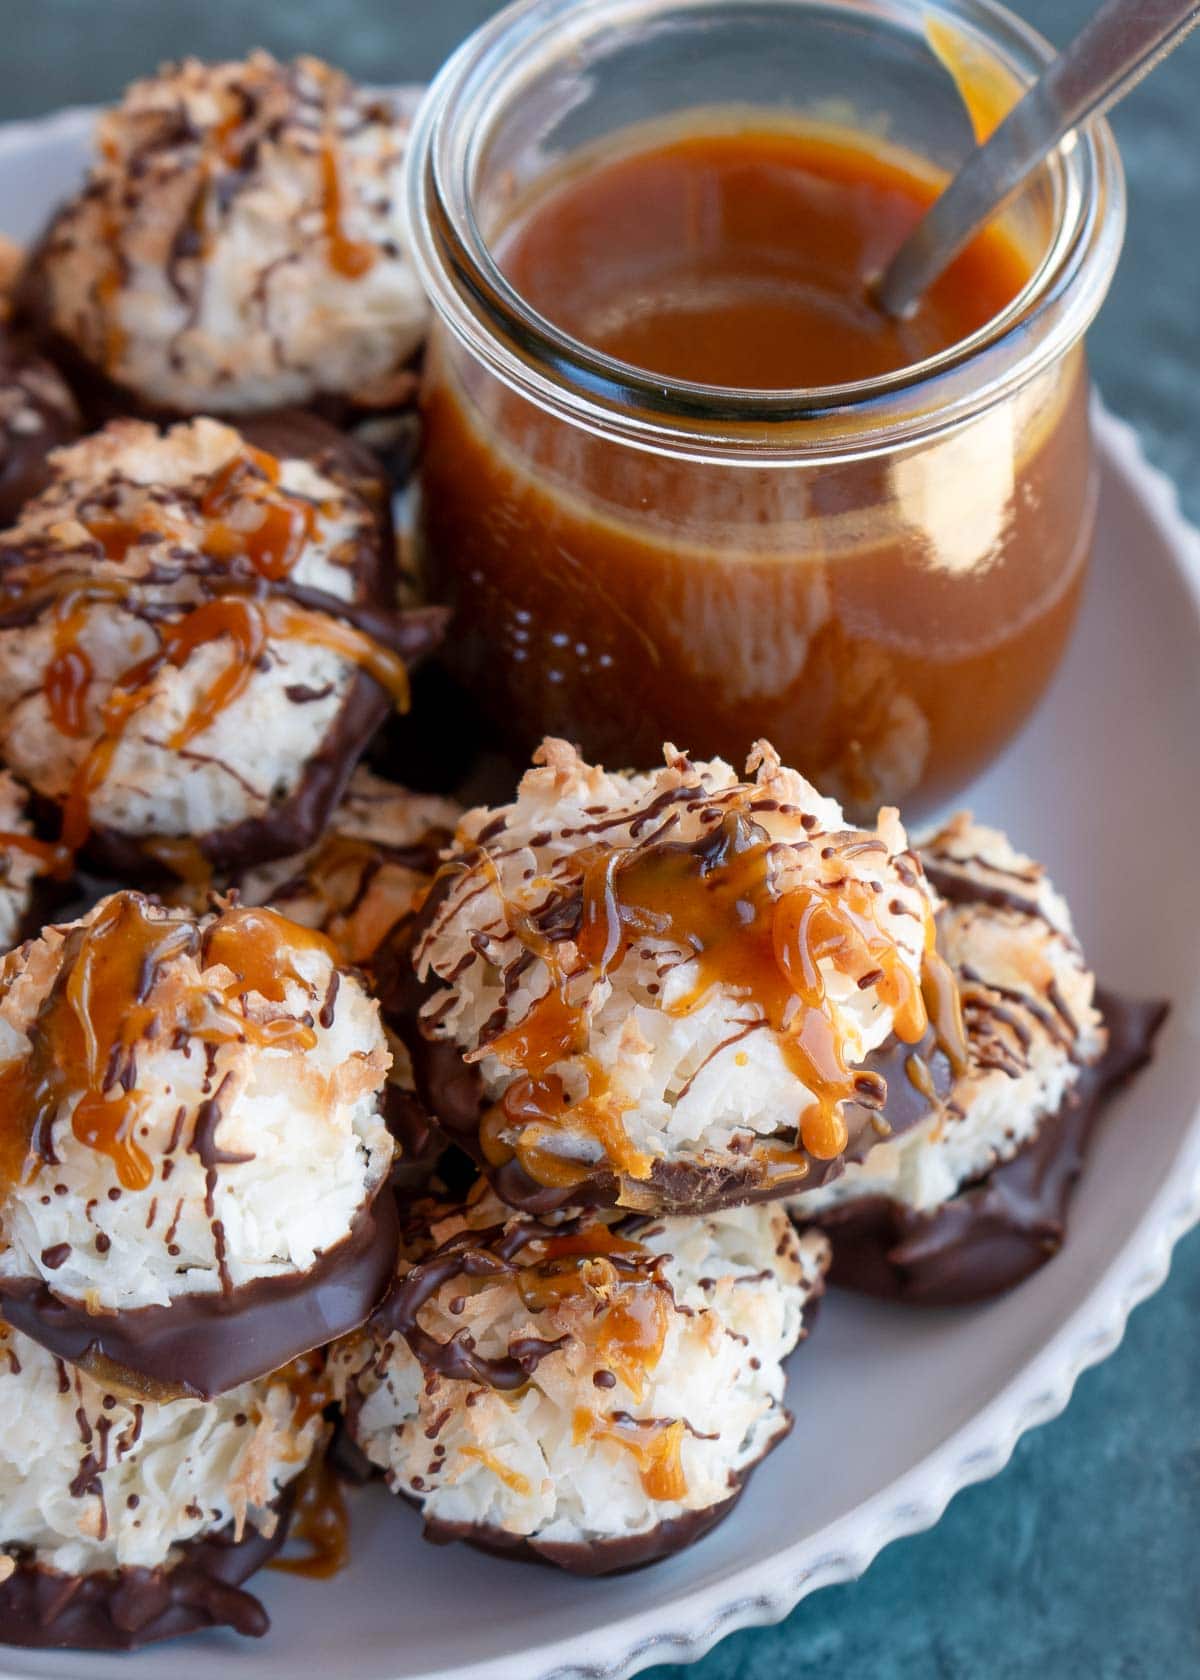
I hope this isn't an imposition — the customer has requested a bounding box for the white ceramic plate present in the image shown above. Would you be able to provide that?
[0,107,1198,1680]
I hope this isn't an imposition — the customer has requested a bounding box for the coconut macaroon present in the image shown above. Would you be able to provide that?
[0,890,396,1398]
[0,1322,327,1648]
[797,816,1158,1304]
[0,332,80,526]
[332,1185,828,1573]
[0,415,443,874]
[19,53,427,425]
[410,738,968,1216]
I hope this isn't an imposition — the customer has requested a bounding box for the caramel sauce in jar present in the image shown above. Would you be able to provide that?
[418,123,1097,816]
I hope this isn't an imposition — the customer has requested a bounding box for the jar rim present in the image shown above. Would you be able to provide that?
[405,0,1125,462]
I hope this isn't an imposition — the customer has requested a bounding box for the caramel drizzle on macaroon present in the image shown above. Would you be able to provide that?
[320,129,377,281]
[89,57,379,371]
[469,805,967,1192]
[0,893,339,1197]
[381,1204,690,1501]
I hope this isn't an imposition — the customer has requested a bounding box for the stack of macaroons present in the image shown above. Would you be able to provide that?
[357,738,1163,1562]
[0,47,463,1647]
[346,736,959,1575]
[0,890,394,1646]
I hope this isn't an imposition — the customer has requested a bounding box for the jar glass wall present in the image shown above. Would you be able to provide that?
[406,0,1124,817]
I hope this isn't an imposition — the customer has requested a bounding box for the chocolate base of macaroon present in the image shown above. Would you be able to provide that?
[420,1489,744,1578]
[805,990,1169,1306]
[372,912,957,1218]
[0,330,82,527]
[0,1188,399,1402]
[0,1487,294,1650]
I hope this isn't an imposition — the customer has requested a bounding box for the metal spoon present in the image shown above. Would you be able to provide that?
[876,0,1200,319]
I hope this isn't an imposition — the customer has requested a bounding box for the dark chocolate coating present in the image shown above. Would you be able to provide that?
[0,1188,399,1401]
[0,1488,294,1650]
[421,1490,743,1577]
[922,857,1044,920]
[0,333,81,526]
[382,1083,444,1195]
[806,989,1169,1305]
[325,1421,378,1489]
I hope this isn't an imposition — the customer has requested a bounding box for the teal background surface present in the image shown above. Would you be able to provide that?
[1,3,1197,1675]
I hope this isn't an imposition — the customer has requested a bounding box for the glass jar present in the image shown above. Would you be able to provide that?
[406,0,1124,817]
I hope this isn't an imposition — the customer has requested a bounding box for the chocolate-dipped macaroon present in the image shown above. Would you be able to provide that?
[797,816,1166,1303]
[0,890,397,1399]
[0,415,443,876]
[0,1322,327,1649]
[17,54,427,445]
[407,738,967,1215]
[0,333,81,526]
[332,1184,828,1573]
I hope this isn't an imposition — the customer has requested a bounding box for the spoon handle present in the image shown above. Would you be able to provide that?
[876,0,1200,319]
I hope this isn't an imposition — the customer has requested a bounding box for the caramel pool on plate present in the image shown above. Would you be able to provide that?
[418,122,1095,814]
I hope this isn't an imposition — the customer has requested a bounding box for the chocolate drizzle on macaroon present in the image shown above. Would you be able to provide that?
[335,1187,827,1575]
[0,1489,296,1650]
